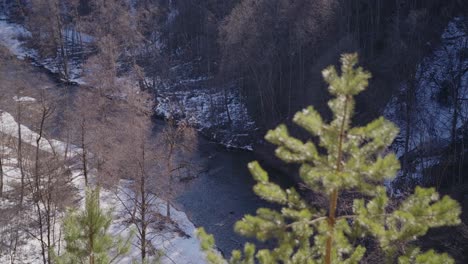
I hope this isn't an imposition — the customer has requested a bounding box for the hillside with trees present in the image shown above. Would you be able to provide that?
[0,0,467,263]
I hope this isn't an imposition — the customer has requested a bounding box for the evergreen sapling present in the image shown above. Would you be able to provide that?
[54,187,132,264]
[197,53,461,264]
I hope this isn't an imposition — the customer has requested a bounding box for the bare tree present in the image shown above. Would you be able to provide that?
[62,88,106,187]
[116,127,160,263]
[0,117,7,197]
[158,116,197,220]
[20,92,76,264]
[100,70,160,262]
[15,88,26,206]
[31,92,55,264]
[26,0,72,81]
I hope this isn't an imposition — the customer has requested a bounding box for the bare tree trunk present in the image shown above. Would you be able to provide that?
[0,153,3,197]
[46,186,52,264]
[35,105,46,188]
[166,144,174,220]
[34,102,48,264]
[139,145,147,262]
[35,200,47,264]
[223,87,232,125]
[54,2,69,82]
[9,226,20,264]
[451,40,466,184]
[403,106,411,177]
[403,80,415,179]
[451,92,459,184]
[17,101,25,206]
[80,119,88,186]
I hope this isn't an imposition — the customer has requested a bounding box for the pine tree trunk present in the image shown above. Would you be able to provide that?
[325,95,349,264]
[89,231,95,264]
[325,189,338,264]
[451,44,464,184]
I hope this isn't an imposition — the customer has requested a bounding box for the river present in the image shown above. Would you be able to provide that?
[152,120,292,257]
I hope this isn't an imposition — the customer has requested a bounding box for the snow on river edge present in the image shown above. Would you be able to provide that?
[154,83,257,150]
[0,102,207,263]
[0,16,86,84]
[0,15,257,151]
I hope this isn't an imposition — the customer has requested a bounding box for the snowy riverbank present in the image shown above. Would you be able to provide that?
[0,98,207,263]
[0,16,257,151]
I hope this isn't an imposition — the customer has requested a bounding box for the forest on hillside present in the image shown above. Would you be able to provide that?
[0,0,467,263]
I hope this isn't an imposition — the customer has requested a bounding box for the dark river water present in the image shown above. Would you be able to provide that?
[176,143,270,256]
[151,120,285,256]
[176,144,266,256]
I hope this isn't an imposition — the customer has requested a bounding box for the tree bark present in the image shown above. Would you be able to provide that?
[325,95,349,264]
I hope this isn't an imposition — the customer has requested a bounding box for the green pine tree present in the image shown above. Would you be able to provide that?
[54,187,131,264]
[197,53,461,264]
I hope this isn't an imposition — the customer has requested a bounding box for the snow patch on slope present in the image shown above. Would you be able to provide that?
[384,17,468,182]
[0,19,33,59]
[0,110,81,157]
[0,19,87,84]
[13,96,36,102]
[155,82,257,150]
[100,180,207,264]
[0,104,207,263]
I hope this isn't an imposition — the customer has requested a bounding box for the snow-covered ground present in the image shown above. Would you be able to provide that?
[155,83,257,150]
[384,17,468,182]
[100,180,206,264]
[0,17,87,84]
[13,96,36,102]
[0,19,33,59]
[0,100,207,263]
[0,110,81,156]
[154,61,257,150]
